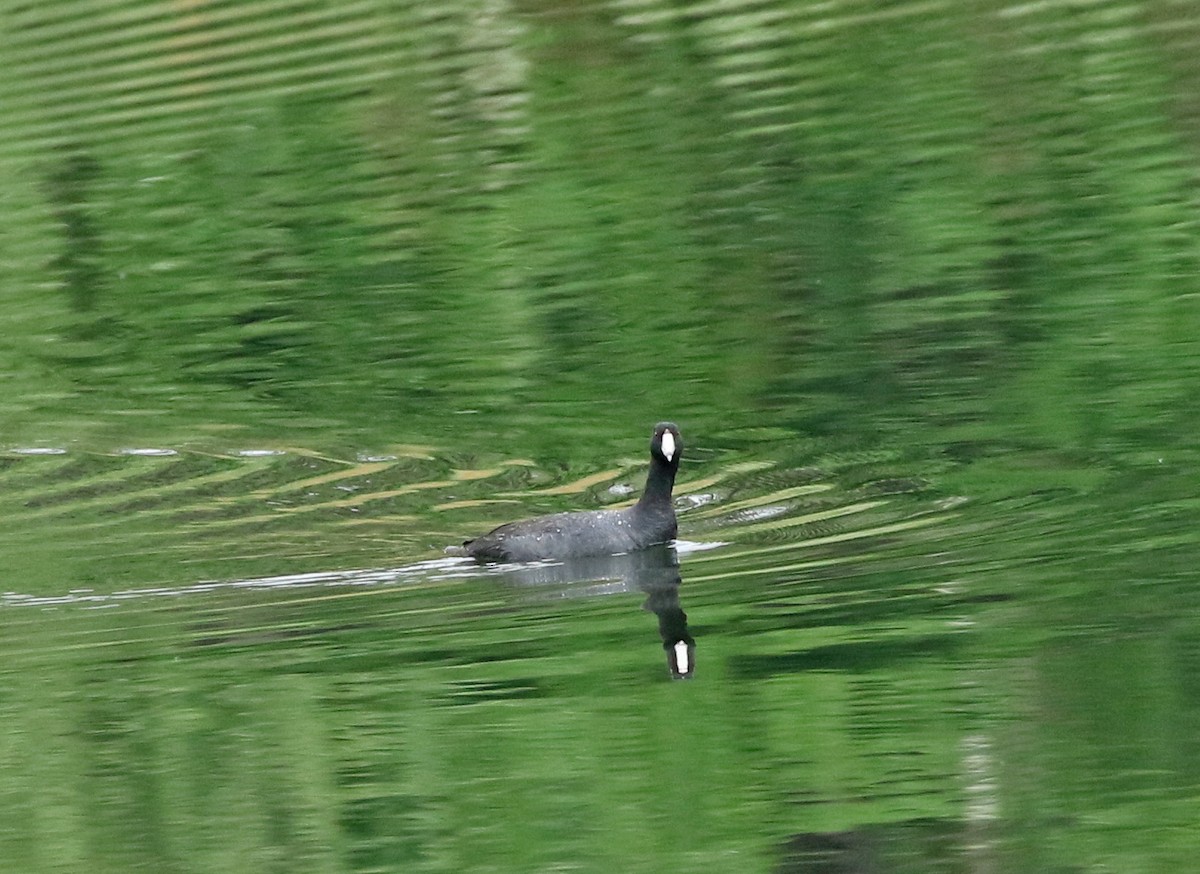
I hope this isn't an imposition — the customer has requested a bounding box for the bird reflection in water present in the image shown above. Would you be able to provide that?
[495,544,696,680]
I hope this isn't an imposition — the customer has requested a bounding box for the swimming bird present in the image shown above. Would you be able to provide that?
[461,422,682,562]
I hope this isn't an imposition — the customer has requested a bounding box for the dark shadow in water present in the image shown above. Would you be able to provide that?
[494,544,696,680]
[44,147,105,317]
[776,818,976,873]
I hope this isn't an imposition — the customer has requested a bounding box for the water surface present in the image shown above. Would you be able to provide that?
[3,1,1200,871]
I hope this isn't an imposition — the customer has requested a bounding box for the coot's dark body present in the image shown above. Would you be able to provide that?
[463,422,682,562]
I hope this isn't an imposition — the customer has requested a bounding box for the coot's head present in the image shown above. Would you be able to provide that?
[651,422,682,468]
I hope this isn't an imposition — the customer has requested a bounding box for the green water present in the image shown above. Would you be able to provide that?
[3,1,1200,871]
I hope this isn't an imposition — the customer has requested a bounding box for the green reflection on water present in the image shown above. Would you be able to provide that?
[2,0,1197,453]
[2,1,1200,872]
[1,559,975,873]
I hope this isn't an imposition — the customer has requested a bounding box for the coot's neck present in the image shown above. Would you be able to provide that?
[636,457,677,511]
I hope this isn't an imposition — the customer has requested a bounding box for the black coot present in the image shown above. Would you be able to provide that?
[461,422,682,561]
